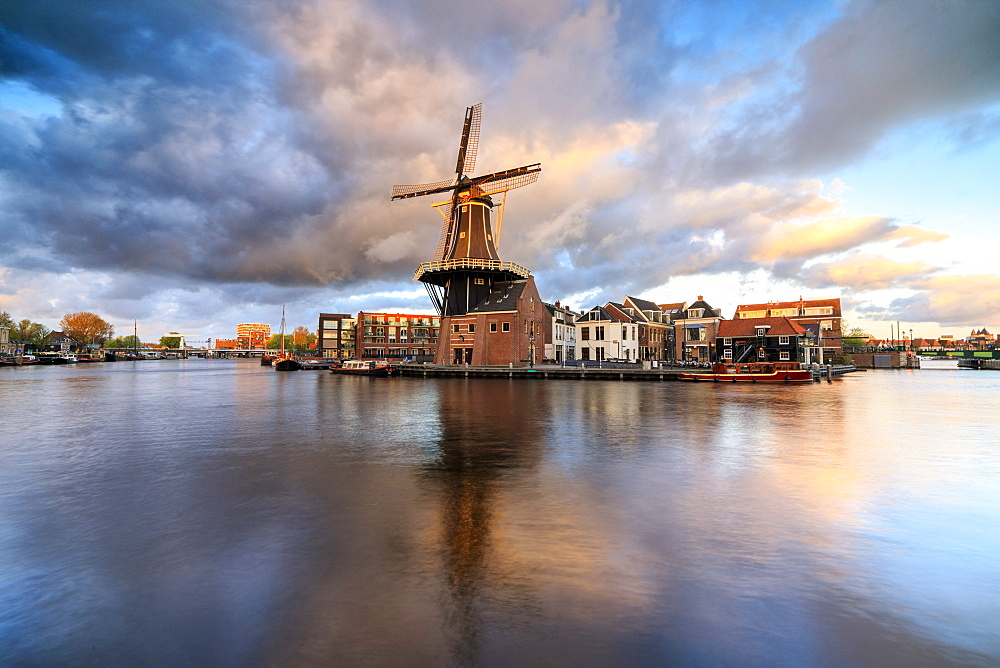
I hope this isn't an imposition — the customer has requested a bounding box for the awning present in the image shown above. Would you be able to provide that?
[684,324,705,329]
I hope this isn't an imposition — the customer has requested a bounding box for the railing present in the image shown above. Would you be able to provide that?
[414,258,531,280]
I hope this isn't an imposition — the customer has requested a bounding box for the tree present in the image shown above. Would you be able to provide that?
[266,333,293,350]
[291,326,315,354]
[12,319,51,352]
[0,311,13,329]
[107,334,142,349]
[159,333,182,348]
[60,312,114,345]
[842,327,871,347]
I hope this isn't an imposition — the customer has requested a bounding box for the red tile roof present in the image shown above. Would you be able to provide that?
[717,317,808,337]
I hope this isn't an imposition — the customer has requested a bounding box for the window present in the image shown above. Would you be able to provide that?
[581,327,590,341]
[723,338,732,346]
[622,328,627,341]
[595,326,605,340]
[474,278,485,285]
[756,327,768,337]
[804,307,834,316]
[596,347,605,361]
[688,308,703,318]
[453,324,460,333]
[581,348,590,360]
[468,324,475,333]
[820,320,833,330]
[723,349,733,359]
[502,322,510,332]
[779,336,789,345]
[758,349,766,359]
[780,351,790,361]
[490,322,497,333]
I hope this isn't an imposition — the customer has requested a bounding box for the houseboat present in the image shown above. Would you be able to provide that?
[677,362,815,383]
[330,360,396,377]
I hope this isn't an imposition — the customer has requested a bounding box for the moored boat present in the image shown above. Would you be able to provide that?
[330,360,396,377]
[677,362,814,383]
[271,305,301,371]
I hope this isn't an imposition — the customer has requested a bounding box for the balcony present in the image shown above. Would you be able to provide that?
[414,258,531,282]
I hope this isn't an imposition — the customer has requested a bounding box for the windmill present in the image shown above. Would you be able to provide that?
[392,103,541,316]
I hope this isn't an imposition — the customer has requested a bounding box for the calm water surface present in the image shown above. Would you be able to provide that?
[1,359,998,665]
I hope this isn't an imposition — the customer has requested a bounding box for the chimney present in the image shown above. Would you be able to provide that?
[697,295,703,301]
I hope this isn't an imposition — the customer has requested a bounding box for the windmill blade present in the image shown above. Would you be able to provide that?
[470,163,541,197]
[431,201,454,260]
[391,178,457,200]
[453,102,482,177]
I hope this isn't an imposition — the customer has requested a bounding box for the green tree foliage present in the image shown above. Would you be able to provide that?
[159,333,182,348]
[266,333,293,350]
[12,319,52,351]
[0,311,14,329]
[60,312,114,344]
[106,334,142,349]
[842,327,871,346]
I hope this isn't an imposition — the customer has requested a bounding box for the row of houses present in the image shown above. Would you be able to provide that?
[311,294,846,365]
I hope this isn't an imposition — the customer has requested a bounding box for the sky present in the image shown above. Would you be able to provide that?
[1,0,998,344]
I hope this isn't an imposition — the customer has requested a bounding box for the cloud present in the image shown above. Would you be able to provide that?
[800,253,933,291]
[1,0,997,334]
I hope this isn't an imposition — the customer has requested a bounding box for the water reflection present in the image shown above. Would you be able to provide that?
[1,362,998,665]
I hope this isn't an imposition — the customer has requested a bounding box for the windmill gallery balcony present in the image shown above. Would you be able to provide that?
[414,258,532,284]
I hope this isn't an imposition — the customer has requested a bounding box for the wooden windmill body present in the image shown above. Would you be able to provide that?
[392,104,545,365]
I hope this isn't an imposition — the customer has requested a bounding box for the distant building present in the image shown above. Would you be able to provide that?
[733,298,842,361]
[214,338,238,350]
[621,295,672,361]
[236,323,271,350]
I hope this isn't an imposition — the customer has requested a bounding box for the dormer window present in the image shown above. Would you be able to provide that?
[688,308,703,318]
[756,327,769,337]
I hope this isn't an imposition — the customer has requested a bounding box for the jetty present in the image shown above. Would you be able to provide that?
[393,363,857,381]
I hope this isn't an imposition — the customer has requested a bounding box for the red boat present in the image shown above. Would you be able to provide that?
[677,362,815,383]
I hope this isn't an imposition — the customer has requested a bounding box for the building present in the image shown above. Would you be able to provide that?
[437,278,547,365]
[716,317,813,364]
[214,338,238,350]
[670,297,724,362]
[236,323,271,350]
[357,312,439,360]
[620,295,671,361]
[0,326,11,356]
[575,303,640,362]
[317,313,355,358]
[544,301,577,363]
[733,298,842,361]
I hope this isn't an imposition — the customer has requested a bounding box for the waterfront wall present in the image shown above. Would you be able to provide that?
[848,351,920,369]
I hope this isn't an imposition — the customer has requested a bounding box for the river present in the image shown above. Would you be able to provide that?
[1,359,997,665]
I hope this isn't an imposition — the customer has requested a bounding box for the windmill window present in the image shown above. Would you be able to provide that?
[468,324,475,333]
[453,324,460,333]
[779,336,790,345]
[502,322,510,332]
[459,232,466,238]
[474,278,485,285]
[490,323,497,333]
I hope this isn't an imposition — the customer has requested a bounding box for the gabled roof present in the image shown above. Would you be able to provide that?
[605,302,639,323]
[577,305,615,323]
[658,302,686,313]
[717,317,808,337]
[624,295,660,313]
[470,280,529,313]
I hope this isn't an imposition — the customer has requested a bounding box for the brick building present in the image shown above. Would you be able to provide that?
[670,297,724,362]
[316,313,355,358]
[436,278,546,365]
[357,312,439,360]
